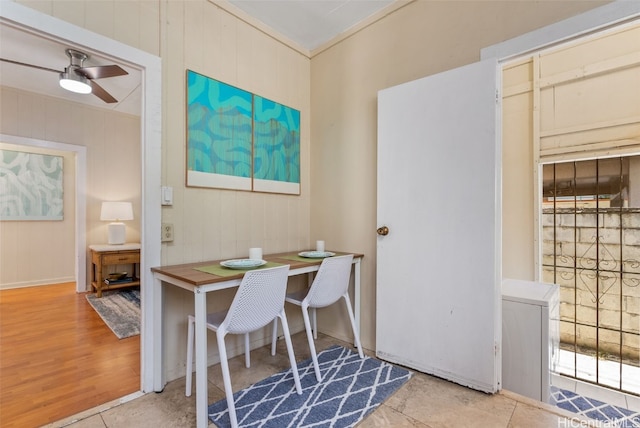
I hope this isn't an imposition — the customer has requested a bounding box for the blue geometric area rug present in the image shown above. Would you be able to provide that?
[551,387,640,428]
[208,345,412,428]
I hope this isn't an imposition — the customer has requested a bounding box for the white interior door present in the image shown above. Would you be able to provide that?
[376,58,501,393]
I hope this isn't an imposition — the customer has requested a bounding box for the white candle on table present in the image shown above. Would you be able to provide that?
[249,247,262,260]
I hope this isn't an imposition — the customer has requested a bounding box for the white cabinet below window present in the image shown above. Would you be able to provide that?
[502,279,559,402]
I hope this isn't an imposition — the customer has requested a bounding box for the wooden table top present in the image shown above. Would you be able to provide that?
[151,251,363,287]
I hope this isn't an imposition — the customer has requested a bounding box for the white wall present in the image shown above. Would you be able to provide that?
[309,0,611,349]
[157,1,311,379]
[0,140,75,288]
[0,87,141,289]
[8,0,618,382]
[8,0,311,383]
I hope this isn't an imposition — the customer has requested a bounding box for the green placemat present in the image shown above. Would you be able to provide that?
[278,252,342,263]
[194,261,284,277]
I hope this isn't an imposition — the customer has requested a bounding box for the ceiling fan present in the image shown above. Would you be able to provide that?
[0,48,128,103]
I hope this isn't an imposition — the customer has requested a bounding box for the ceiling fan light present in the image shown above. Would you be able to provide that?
[59,71,92,94]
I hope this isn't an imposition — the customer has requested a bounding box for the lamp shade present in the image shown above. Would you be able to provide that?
[100,202,133,245]
[100,201,134,221]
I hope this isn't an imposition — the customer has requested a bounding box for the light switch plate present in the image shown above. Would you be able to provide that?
[161,186,173,206]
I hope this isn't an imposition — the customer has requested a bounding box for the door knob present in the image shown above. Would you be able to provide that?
[377,226,389,236]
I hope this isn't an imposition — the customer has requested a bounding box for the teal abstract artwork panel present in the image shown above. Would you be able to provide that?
[253,96,300,194]
[0,150,64,220]
[186,70,253,190]
[185,69,300,194]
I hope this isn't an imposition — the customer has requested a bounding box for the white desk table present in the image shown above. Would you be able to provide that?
[151,251,363,428]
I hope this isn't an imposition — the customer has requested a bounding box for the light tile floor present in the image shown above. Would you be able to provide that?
[48,333,595,428]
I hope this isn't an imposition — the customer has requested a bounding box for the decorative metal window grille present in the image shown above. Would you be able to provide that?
[542,157,640,396]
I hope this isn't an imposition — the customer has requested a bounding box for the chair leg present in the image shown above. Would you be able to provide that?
[278,310,302,394]
[271,319,278,356]
[217,332,239,428]
[185,316,194,397]
[244,333,250,368]
[342,294,364,358]
[311,307,318,340]
[302,305,322,382]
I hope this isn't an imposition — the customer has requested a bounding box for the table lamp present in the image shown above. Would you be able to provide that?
[100,201,134,245]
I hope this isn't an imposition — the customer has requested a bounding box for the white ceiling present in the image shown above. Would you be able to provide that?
[229,0,395,51]
[0,1,394,115]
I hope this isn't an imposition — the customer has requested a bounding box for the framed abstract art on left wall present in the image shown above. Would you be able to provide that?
[0,149,63,220]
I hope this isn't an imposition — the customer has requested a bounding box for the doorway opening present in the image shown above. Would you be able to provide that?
[0,0,162,415]
[542,156,640,396]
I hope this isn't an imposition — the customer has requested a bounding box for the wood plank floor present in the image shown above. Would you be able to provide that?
[0,282,140,428]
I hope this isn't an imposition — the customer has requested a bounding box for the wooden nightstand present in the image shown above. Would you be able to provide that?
[89,243,141,297]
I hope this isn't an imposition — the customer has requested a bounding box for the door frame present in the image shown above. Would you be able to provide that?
[0,2,162,394]
[375,1,640,394]
[481,2,640,64]
[482,2,640,284]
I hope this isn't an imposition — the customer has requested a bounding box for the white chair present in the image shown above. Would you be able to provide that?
[275,254,363,382]
[185,264,302,428]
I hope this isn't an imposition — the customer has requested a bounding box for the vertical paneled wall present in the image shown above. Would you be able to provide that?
[310,0,608,348]
[23,0,313,265]
[537,24,640,161]
[159,1,311,377]
[502,58,536,280]
[160,1,311,378]
[161,0,311,266]
[10,0,613,379]
[11,0,311,380]
[16,0,161,57]
[501,21,640,284]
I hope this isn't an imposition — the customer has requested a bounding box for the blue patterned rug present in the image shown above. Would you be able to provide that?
[85,288,140,339]
[551,387,640,427]
[208,345,412,427]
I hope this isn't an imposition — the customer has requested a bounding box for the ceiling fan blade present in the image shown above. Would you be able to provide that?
[0,58,61,74]
[90,80,118,103]
[77,64,128,80]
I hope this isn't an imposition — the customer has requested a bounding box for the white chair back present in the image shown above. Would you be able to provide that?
[222,264,290,335]
[305,254,354,308]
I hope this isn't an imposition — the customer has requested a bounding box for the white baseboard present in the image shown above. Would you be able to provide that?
[0,277,76,290]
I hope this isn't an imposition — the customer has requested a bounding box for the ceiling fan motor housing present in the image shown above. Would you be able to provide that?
[66,48,88,67]
[60,48,91,94]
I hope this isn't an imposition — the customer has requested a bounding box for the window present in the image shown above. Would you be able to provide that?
[542,156,640,395]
